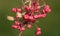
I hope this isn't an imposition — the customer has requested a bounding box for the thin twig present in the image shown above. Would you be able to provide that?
[19,32,23,36]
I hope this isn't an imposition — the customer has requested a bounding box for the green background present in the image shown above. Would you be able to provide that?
[0,0,60,36]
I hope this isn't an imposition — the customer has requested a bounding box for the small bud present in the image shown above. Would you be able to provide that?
[16,12,22,18]
[7,16,14,21]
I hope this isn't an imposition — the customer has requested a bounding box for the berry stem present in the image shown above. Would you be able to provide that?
[19,31,23,36]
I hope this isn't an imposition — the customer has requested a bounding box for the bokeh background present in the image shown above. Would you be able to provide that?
[0,0,60,36]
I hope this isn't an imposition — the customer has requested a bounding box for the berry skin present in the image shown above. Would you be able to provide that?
[27,24,32,29]
[12,8,17,12]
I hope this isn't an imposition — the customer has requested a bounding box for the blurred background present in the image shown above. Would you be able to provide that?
[0,0,60,36]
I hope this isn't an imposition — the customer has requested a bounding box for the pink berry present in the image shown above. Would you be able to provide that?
[36,31,41,35]
[29,16,35,22]
[18,26,21,30]
[36,6,40,10]
[45,8,51,12]
[38,14,42,18]
[36,27,41,31]
[44,4,51,13]
[34,15,38,19]
[17,8,22,12]
[12,25,18,29]
[14,21,20,25]
[29,7,34,11]
[41,14,46,18]
[38,14,46,18]
[29,16,34,20]
[44,5,50,9]
[27,24,32,29]
[24,5,30,10]
[24,14,29,19]
[12,8,17,12]
[19,27,25,31]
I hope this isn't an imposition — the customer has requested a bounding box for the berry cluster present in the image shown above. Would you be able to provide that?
[7,0,51,36]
